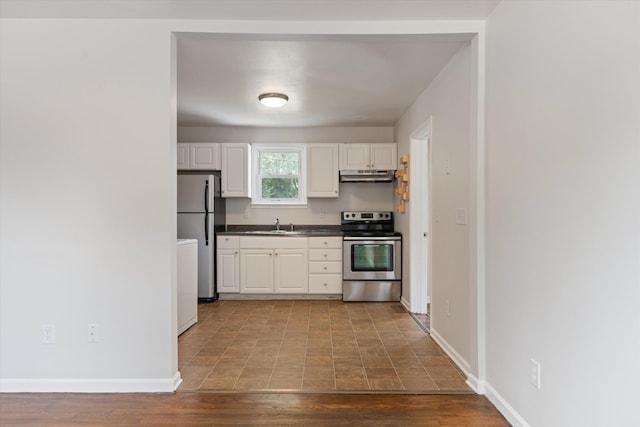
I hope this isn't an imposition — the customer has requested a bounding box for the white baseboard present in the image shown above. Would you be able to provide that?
[0,372,182,393]
[429,327,471,376]
[400,296,411,311]
[484,381,531,427]
[219,293,342,300]
[465,372,483,393]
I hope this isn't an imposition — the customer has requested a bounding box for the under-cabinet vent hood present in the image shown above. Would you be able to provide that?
[339,170,395,183]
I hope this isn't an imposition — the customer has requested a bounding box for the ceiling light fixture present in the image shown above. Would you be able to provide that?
[258,93,289,108]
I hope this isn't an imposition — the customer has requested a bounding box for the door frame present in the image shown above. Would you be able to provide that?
[409,117,432,315]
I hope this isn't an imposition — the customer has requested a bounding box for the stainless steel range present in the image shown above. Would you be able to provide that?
[341,211,402,302]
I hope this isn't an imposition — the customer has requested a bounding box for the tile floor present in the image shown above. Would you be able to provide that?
[412,305,430,331]
[178,300,469,392]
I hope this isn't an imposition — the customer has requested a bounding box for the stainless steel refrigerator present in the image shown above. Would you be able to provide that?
[177,173,225,301]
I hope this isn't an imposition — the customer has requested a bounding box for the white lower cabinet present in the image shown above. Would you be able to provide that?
[239,237,308,294]
[308,237,343,294]
[217,236,240,293]
[240,249,274,293]
[274,249,308,293]
[219,235,342,296]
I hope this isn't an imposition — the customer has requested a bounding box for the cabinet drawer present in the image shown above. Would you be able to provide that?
[309,261,342,274]
[308,236,342,249]
[309,249,342,262]
[240,236,307,249]
[309,275,342,293]
[217,235,239,249]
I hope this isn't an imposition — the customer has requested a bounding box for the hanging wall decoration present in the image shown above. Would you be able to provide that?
[395,154,409,213]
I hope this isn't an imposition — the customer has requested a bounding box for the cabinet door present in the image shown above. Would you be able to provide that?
[339,143,370,170]
[190,143,221,170]
[370,143,397,170]
[307,144,339,197]
[221,143,251,198]
[177,144,190,170]
[274,249,308,293]
[240,249,273,293]
[217,249,239,293]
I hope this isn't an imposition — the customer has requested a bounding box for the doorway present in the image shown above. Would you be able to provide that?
[409,117,432,316]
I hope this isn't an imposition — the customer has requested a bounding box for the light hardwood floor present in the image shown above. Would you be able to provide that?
[0,392,510,426]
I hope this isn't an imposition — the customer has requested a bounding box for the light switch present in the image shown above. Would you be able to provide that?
[455,208,468,225]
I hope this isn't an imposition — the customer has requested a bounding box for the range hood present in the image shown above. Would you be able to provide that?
[339,170,395,183]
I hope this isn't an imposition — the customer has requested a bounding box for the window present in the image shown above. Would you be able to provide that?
[252,145,306,205]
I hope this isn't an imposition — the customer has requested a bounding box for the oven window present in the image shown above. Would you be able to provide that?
[351,244,393,272]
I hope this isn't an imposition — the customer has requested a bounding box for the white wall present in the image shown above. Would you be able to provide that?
[395,42,474,370]
[0,16,485,393]
[485,1,640,426]
[178,126,395,225]
[0,19,179,391]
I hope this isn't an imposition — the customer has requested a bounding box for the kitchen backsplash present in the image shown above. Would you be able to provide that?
[225,182,394,225]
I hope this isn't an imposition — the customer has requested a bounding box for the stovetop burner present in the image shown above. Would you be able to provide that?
[341,211,397,237]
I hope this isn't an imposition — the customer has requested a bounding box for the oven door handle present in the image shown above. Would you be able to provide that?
[343,236,402,241]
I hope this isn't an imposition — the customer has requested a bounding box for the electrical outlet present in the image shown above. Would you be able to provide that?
[42,324,55,344]
[243,207,250,218]
[529,358,541,389]
[320,210,326,218]
[88,323,100,343]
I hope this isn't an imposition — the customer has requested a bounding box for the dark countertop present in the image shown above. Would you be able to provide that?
[219,225,343,237]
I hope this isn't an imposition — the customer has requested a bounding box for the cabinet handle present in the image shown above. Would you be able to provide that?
[235,251,238,255]
[323,283,327,287]
[323,266,327,271]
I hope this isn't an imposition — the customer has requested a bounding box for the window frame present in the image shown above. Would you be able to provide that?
[251,144,307,206]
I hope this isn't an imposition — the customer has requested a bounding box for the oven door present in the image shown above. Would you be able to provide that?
[343,236,401,281]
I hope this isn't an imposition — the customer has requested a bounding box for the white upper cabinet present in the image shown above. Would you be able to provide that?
[177,143,221,170]
[177,144,190,169]
[190,143,221,170]
[221,143,251,198]
[339,143,397,171]
[369,143,398,170]
[307,143,339,198]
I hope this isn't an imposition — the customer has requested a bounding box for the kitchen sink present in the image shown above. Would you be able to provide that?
[242,230,306,236]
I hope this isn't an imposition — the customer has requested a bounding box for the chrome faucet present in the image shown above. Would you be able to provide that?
[275,218,280,231]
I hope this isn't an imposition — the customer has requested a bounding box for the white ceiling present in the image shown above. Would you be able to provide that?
[177,34,471,127]
[1,0,500,128]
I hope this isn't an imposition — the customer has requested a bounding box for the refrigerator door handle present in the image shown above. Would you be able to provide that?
[204,180,209,214]
[204,214,209,246]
